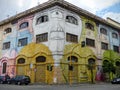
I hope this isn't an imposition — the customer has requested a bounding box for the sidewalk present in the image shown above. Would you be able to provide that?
[30,81,111,86]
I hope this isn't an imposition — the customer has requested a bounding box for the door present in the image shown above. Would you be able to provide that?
[35,64,46,83]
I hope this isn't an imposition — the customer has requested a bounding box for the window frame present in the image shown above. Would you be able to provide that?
[113,45,119,53]
[36,33,48,43]
[68,56,78,62]
[101,42,108,50]
[18,38,28,47]
[19,22,29,29]
[17,58,25,64]
[66,16,78,25]
[36,56,46,63]
[100,28,107,35]
[36,15,48,25]
[2,42,10,50]
[4,28,12,34]
[86,38,95,47]
[85,22,94,31]
[66,33,78,43]
[112,32,118,39]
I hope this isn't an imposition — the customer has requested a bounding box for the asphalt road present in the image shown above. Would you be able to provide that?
[0,83,120,90]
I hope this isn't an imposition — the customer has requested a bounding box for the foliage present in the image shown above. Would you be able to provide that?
[103,50,119,62]
[102,61,115,74]
[116,66,120,78]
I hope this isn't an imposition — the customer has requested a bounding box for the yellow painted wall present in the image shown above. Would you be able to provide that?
[60,43,97,83]
[16,43,54,84]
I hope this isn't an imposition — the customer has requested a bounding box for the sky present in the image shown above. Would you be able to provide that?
[0,0,120,23]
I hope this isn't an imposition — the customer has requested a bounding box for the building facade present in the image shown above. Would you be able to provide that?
[0,0,120,84]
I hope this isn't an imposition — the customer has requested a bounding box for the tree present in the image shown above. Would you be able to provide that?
[102,60,115,81]
[115,61,120,78]
[116,66,120,77]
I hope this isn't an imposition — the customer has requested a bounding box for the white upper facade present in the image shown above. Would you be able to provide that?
[32,6,82,54]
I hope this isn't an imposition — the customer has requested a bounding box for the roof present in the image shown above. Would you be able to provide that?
[0,0,120,30]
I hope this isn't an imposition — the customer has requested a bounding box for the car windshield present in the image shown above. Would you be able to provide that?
[15,76,23,79]
[0,76,4,79]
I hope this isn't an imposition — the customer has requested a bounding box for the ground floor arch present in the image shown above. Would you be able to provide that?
[60,44,97,84]
[34,56,46,83]
[16,43,54,84]
[67,56,78,84]
[16,56,27,75]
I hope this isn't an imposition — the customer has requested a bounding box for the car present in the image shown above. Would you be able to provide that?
[7,75,31,85]
[0,76,5,84]
[0,75,10,84]
[111,78,120,84]
[7,77,15,84]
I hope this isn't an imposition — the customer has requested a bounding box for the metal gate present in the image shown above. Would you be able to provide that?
[68,64,78,84]
[35,64,46,83]
[17,65,25,75]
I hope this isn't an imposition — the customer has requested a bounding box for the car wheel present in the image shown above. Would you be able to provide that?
[7,81,10,84]
[0,81,3,84]
[17,82,21,85]
[25,83,28,85]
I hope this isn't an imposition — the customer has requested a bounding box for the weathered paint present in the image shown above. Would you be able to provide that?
[16,43,54,83]
[0,3,120,84]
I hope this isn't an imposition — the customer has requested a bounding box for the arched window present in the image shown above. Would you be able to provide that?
[112,32,118,39]
[36,56,46,63]
[66,16,78,25]
[88,58,95,70]
[19,22,29,29]
[17,58,25,64]
[2,62,7,74]
[100,28,107,35]
[88,58,95,65]
[36,15,48,25]
[85,22,94,30]
[4,28,12,34]
[68,56,78,62]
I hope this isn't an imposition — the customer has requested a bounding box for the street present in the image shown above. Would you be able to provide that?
[0,83,120,90]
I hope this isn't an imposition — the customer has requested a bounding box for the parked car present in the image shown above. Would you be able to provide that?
[7,77,15,84]
[7,75,31,85]
[111,78,120,84]
[0,75,10,84]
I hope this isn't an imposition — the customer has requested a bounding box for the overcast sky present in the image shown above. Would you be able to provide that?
[0,0,120,23]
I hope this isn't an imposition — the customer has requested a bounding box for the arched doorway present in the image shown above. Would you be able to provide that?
[17,58,26,75]
[35,56,46,83]
[68,56,78,83]
[88,58,95,83]
[88,58,95,65]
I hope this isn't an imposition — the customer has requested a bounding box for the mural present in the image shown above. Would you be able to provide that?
[60,44,96,84]
[0,15,34,77]
[16,43,54,83]
[0,2,120,84]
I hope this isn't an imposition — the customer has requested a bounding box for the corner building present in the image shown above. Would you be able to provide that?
[0,0,120,84]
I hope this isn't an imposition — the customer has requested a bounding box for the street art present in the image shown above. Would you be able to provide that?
[0,15,34,77]
[0,0,120,84]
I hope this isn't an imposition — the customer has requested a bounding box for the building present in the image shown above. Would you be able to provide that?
[0,0,120,84]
